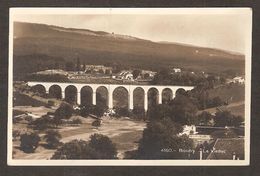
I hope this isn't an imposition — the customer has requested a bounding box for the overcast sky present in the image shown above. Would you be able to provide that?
[13,13,250,54]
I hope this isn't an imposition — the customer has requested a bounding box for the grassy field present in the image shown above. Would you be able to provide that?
[227,103,245,117]
[200,84,245,118]
[198,101,244,118]
[208,84,245,103]
[13,114,146,160]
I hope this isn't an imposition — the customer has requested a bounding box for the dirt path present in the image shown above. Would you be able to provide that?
[14,106,55,118]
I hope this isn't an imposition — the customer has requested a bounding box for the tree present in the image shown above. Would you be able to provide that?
[147,93,198,125]
[52,114,63,127]
[89,134,118,159]
[169,94,198,125]
[136,118,193,159]
[76,57,80,71]
[132,107,146,120]
[27,74,69,82]
[79,104,107,118]
[13,130,21,141]
[92,105,106,117]
[71,118,82,125]
[143,73,150,79]
[148,104,173,121]
[214,110,243,127]
[65,61,75,71]
[79,105,89,117]
[83,62,86,71]
[44,130,62,149]
[54,102,74,119]
[92,119,102,127]
[31,114,53,130]
[132,69,141,79]
[51,134,117,159]
[197,111,214,126]
[114,107,130,117]
[51,140,99,159]
[31,113,63,130]
[20,132,40,153]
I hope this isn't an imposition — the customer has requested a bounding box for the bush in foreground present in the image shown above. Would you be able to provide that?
[20,132,40,153]
[89,134,117,159]
[43,130,62,149]
[92,119,102,127]
[54,102,74,119]
[51,134,117,159]
[136,118,194,159]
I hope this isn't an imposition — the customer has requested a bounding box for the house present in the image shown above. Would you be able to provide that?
[85,65,113,74]
[138,70,157,80]
[117,71,134,81]
[179,125,198,136]
[141,70,156,76]
[172,68,181,73]
[227,76,245,84]
[233,76,245,84]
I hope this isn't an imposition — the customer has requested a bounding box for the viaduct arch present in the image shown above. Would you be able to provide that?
[27,81,194,112]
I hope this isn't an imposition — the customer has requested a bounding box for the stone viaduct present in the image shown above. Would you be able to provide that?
[27,81,194,112]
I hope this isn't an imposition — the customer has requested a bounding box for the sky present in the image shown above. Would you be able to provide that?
[13,12,251,54]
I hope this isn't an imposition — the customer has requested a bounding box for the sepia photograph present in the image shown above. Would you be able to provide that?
[8,8,252,166]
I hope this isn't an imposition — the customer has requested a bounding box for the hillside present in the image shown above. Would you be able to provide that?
[13,22,245,78]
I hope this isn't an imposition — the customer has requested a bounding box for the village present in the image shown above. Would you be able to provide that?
[30,62,245,85]
[13,60,246,160]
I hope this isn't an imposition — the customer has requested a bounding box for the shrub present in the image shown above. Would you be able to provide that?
[20,132,40,153]
[31,115,52,130]
[51,140,98,159]
[71,118,82,125]
[114,107,130,117]
[89,134,117,159]
[13,116,22,123]
[13,130,21,141]
[136,118,194,159]
[92,119,102,127]
[51,134,117,159]
[79,105,89,117]
[197,111,215,126]
[214,110,244,127]
[132,107,146,120]
[24,115,33,123]
[92,105,107,117]
[43,130,62,149]
[79,104,107,118]
[54,102,74,119]
[13,109,25,116]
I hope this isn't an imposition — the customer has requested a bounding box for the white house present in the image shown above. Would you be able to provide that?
[233,76,245,84]
[179,125,198,136]
[172,68,181,73]
[227,76,245,84]
[116,71,134,81]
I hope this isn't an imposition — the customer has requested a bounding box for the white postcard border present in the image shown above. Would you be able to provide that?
[8,7,252,166]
